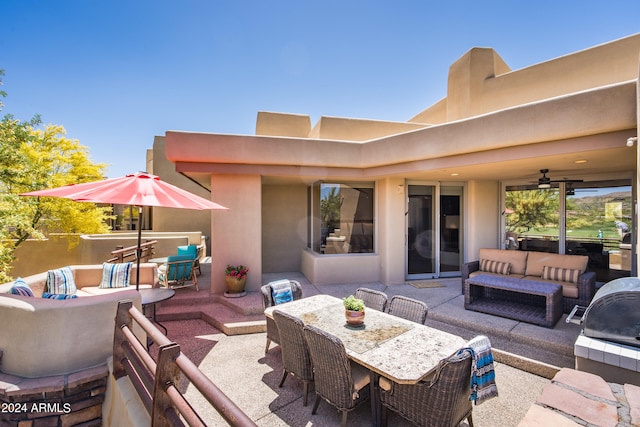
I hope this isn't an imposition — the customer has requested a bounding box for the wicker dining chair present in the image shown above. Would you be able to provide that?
[261,280,303,353]
[303,324,371,427]
[387,295,429,324]
[379,349,474,427]
[272,310,314,406]
[354,287,388,312]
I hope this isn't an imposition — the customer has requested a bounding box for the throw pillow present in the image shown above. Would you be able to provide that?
[542,266,581,284]
[99,262,133,289]
[480,259,512,275]
[270,279,293,305]
[42,292,78,300]
[10,278,34,297]
[46,267,77,295]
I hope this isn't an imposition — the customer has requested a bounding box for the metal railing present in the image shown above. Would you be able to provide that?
[112,301,257,427]
[107,240,157,263]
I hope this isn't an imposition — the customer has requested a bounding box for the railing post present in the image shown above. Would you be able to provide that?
[152,343,183,427]
[113,300,133,379]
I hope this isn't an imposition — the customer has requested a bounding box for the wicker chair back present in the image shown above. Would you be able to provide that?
[387,295,429,324]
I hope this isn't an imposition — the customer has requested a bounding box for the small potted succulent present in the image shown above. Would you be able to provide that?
[343,295,365,325]
[225,264,248,294]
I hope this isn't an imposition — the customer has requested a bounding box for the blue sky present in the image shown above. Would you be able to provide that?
[2,1,639,178]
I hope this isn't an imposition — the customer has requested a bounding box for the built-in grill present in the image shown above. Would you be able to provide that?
[568,277,640,347]
[570,277,640,386]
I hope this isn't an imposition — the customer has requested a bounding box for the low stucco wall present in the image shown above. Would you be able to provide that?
[0,290,142,378]
[11,232,203,277]
[301,249,380,285]
[103,357,150,427]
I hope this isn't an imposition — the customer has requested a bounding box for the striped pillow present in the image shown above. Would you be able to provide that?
[480,259,512,275]
[542,266,581,284]
[42,292,78,300]
[99,262,132,289]
[10,278,34,297]
[46,267,77,295]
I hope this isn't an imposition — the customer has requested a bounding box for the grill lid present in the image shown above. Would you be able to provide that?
[583,277,640,348]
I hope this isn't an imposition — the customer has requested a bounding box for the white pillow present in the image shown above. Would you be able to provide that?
[46,267,77,295]
[99,262,133,288]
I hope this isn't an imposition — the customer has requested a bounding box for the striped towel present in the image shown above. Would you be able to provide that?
[464,335,498,405]
[269,279,293,305]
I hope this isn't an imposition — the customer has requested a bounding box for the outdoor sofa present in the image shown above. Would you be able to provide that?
[0,263,157,378]
[462,248,596,313]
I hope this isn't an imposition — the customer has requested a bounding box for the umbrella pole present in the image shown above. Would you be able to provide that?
[136,206,142,291]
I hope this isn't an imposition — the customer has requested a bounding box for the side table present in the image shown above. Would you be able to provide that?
[139,288,175,338]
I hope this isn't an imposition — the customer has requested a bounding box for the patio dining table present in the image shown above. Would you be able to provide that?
[264,294,465,426]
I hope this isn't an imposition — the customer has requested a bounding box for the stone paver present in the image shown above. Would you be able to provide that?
[518,404,580,427]
[625,383,640,426]
[536,383,618,427]
[519,368,640,427]
[553,367,616,401]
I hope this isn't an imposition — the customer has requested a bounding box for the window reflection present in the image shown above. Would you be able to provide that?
[505,179,632,281]
[312,182,374,254]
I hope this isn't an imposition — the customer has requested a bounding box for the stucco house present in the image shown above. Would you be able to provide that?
[150,33,640,294]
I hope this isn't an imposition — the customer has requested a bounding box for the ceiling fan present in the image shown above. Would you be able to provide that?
[537,169,583,189]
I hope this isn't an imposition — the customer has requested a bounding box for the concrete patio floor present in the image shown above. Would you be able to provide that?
[153,261,580,426]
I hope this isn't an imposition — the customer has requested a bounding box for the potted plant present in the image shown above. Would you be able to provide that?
[343,295,365,325]
[225,264,248,294]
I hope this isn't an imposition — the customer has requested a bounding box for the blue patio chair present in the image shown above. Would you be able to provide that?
[177,244,201,276]
[159,254,199,291]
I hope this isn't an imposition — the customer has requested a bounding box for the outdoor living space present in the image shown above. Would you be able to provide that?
[141,260,640,426]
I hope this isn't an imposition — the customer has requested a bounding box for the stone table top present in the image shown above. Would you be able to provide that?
[265,294,465,384]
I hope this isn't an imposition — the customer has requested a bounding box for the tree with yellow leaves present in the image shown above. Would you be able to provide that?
[0,70,112,282]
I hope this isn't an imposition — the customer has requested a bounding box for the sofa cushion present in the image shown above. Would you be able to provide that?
[480,259,511,275]
[46,267,77,295]
[99,262,132,288]
[525,252,588,277]
[10,278,34,297]
[478,249,528,275]
[523,276,579,299]
[542,266,581,284]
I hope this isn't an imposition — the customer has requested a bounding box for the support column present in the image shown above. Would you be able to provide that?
[210,174,262,294]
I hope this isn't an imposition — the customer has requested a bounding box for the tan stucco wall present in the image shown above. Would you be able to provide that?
[256,111,311,137]
[465,180,500,262]
[301,249,380,285]
[210,174,261,293]
[412,33,640,123]
[151,136,213,254]
[377,178,407,285]
[103,358,150,427]
[309,116,428,141]
[10,232,196,278]
[262,184,307,272]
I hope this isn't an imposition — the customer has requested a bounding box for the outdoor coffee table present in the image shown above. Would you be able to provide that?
[464,274,562,327]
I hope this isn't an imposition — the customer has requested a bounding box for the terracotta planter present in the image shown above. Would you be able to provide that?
[225,275,246,293]
[345,309,365,326]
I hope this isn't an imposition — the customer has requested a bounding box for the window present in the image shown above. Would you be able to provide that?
[311,182,375,254]
[505,178,632,281]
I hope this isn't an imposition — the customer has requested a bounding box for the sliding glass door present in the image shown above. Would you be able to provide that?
[406,183,463,279]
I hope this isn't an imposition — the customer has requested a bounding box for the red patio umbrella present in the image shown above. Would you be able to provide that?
[21,172,229,289]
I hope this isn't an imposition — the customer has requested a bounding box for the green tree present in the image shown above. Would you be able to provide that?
[0,71,112,282]
[505,189,558,234]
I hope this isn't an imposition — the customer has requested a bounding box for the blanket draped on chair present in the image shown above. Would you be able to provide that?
[269,279,293,305]
[463,335,498,405]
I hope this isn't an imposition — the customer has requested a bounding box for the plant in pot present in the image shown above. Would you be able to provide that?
[343,295,365,326]
[225,264,248,294]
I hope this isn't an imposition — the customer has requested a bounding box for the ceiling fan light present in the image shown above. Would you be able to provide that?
[538,183,551,189]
